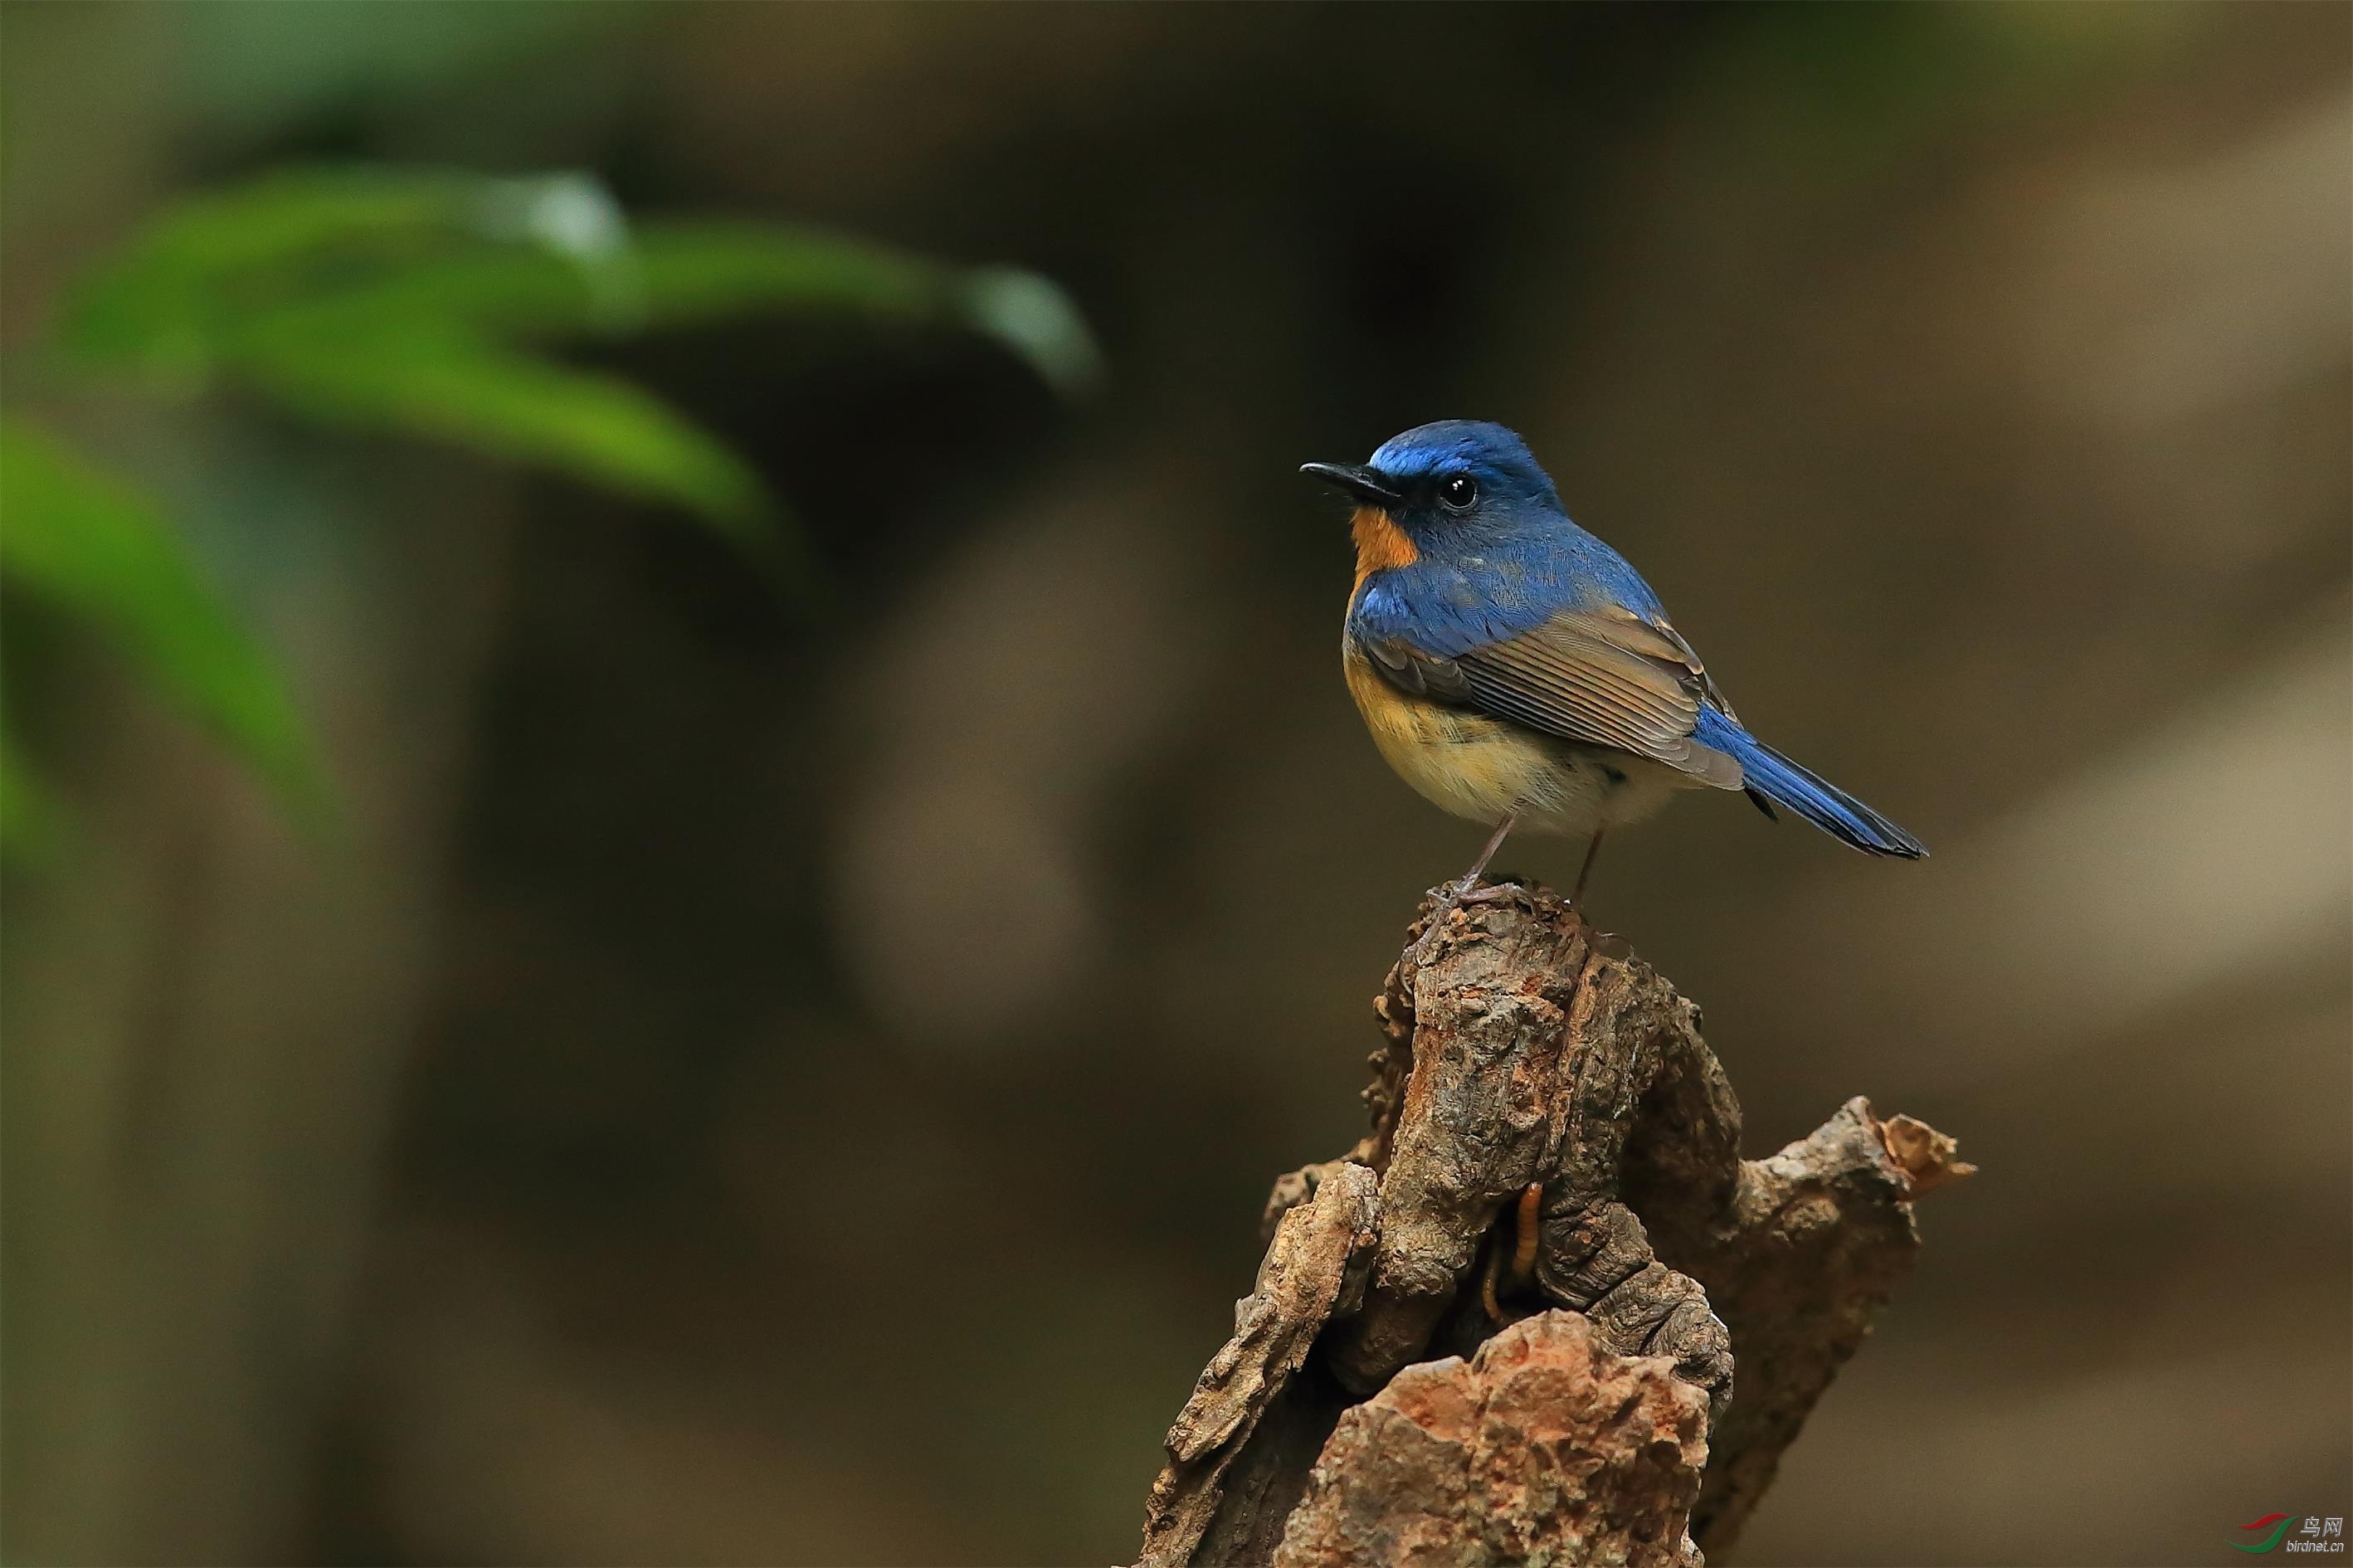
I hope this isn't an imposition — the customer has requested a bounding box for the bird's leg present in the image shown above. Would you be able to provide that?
[1450,812,1518,898]
[1570,830,1605,909]
[1420,816,1522,962]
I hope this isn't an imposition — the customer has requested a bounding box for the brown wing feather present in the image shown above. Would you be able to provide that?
[1364,605,1742,789]
[1593,603,1741,723]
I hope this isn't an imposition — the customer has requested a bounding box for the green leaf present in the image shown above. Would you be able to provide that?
[64,168,1102,400]
[224,220,943,341]
[0,715,68,864]
[0,420,324,814]
[597,222,952,337]
[9,165,1106,861]
[956,265,1105,399]
[231,321,782,555]
[54,165,1097,589]
[618,226,1103,397]
[62,167,495,378]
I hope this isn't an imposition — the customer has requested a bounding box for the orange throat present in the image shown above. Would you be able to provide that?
[1351,505,1419,582]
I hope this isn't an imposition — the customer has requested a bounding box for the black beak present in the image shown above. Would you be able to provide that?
[1298,461,1403,506]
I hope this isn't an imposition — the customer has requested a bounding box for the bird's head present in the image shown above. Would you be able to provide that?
[1301,421,1564,573]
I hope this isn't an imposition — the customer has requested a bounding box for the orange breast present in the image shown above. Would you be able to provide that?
[1351,506,1419,582]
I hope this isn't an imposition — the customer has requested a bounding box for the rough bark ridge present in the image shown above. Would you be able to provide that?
[1138,881,1970,1567]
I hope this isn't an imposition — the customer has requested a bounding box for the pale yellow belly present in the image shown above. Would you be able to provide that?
[1342,640,1689,838]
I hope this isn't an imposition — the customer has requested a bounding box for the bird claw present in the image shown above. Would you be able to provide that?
[1425,876,1523,923]
[1412,879,1538,964]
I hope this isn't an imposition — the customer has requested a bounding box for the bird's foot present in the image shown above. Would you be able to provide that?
[1414,876,1535,963]
[1425,874,1526,924]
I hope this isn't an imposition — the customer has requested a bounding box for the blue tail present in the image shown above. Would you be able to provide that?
[1693,708,1927,859]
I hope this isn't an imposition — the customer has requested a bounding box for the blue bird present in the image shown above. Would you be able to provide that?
[1303,420,1924,905]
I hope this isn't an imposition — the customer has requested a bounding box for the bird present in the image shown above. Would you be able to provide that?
[1303,419,1924,908]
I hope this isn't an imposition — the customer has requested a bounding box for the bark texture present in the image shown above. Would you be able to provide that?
[1274,1312,1709,1568]
[1138,882,1969,1568]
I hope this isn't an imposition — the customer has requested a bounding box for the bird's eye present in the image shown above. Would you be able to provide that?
[1439,475,1479,510]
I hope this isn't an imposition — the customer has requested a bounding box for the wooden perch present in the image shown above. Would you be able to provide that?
[1139,881,1970,1567]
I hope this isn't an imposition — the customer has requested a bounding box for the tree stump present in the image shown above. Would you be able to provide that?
[1138,880,1970,1567]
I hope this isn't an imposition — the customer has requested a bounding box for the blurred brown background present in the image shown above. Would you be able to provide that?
[3,3,2349,1564]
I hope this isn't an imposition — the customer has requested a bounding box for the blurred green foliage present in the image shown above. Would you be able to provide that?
[0,421,321,836]
[1,164,1099,859]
